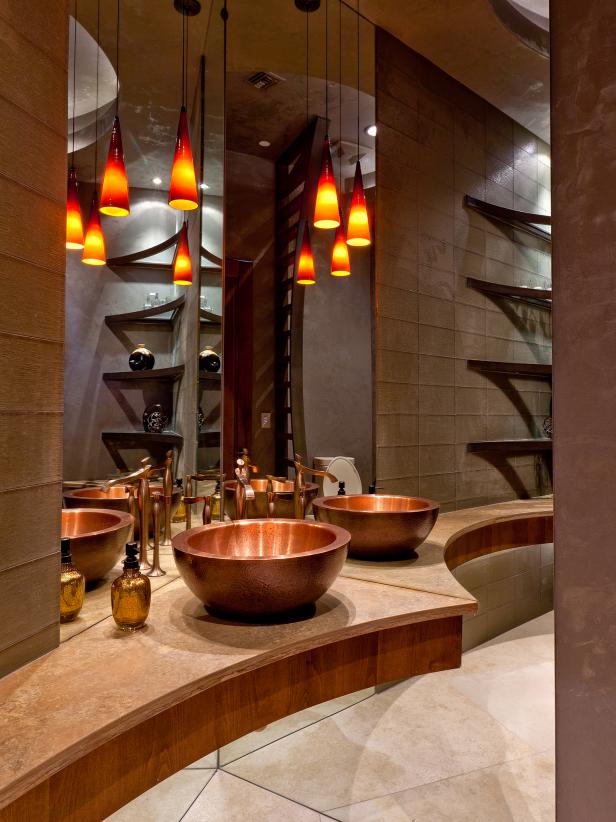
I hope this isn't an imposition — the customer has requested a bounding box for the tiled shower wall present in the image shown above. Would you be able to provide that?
[375,29,552,509]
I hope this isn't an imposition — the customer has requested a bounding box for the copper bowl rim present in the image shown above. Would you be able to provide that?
[313,494,440,514]
[61,507,134,539]
[172,518,351,560]
[222,479,319,497]
[63,484,175,502]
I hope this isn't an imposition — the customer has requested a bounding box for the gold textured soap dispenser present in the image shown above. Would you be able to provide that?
[59,537,85,623]
[111,542,151,631]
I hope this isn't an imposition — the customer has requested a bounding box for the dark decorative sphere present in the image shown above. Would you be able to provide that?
[129,344,155,371]
[142,403,169,434]
[199,347,220,373]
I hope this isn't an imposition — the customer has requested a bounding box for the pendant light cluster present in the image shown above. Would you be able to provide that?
[66,0,200,286]
[298,0,371,288]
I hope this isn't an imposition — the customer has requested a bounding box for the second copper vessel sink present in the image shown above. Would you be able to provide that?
[313,494,439,559]
[172,519,350,618]
[61,508,133,582]
[223,479,319,519]
[63,485,181,535]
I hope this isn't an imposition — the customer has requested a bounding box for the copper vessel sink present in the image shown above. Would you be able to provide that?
[172,519,350,618]
[63,485,180,535]
[223,479,319,519]
[61,508,133,582]
[312,494,439,559]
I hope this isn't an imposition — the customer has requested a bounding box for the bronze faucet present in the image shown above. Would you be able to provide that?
[234,458,256,519]
[238,447,260,478]
[147,491,166,577]
[184,470,226,528]
[104,458,155,570]
[264,474,287,518]
[293,453,337,519]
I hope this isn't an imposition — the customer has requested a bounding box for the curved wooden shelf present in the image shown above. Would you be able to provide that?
[102,365,185,384]
[104,296,185,330]
[466,277,552,309]
[200,308,222,327]
[467,360,552,378]
[468,439,552,454]
[465,195,551,242]
[0,499,553,821]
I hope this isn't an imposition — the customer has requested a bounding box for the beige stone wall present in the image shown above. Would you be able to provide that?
[375,29,552,510]
[0,2,67,674]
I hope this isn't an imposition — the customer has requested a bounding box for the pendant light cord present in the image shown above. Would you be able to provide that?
[356,0,360,152]
[338,0,342,193]
[71,0,78,162]
[185,10,189,108]
[306,8,309,125]
[181,4,186,107]
[325,0,328,124]
[115,0,120,114]
[94,0,100,181]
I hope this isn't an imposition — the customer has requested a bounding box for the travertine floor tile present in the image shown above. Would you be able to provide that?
[223,672,534,810]
[327,751,554,821]
[219,689,374,766]
[186,751,218,769]
[449,661,554,752]
[105,768,214,822]
[182,771,321,821]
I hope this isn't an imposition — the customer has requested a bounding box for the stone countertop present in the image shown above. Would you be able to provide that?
[0,497,552,810]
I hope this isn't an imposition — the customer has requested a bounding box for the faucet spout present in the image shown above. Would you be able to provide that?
[235,458,255,519]
[293,453,338,519]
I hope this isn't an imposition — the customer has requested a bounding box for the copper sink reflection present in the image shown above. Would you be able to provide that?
[61,508,133,582]
[223,479,319,519]
[172,519,350,618]
[312,494,439,559]
[63,485,180,535]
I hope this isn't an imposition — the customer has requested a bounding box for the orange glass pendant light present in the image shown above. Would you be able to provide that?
[297,223,316,285]
[173,222,192,285]
[346,161,371,246]
[169,107,199,211]
[82,191,106,265]
[100,116,130,216]
[331,217,351,276]
[66,167,84,249]
[314,135,340,230]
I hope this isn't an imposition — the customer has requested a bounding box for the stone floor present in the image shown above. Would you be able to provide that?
[106,612,555,821]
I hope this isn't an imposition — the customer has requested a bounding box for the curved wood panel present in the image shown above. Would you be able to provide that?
[0,499,553,821]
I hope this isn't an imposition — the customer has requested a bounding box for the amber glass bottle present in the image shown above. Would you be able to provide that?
[111,543,151,631]
[60,537,85,623]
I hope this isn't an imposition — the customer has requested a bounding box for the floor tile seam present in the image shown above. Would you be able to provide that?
[178,769,217,821]
[215,770,327,817]
[323,748,548,814]
[219,692,376,767]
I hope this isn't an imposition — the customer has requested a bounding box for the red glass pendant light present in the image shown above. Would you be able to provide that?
[331,216,351,276]
[82,191,106,265]
[297,223,316,285]
[314,136,340,230]
[346,160,371,246]
[100,116,130,216]
[173,222,192,285]
[169,106,199,211]
[66,167,84,249]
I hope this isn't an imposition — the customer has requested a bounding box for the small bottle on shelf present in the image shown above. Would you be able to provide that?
[111,542,151,632]
[59,537,85,623]
[338,481,346,496]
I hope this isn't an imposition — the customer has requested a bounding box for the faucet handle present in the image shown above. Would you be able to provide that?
[294,454,337,484]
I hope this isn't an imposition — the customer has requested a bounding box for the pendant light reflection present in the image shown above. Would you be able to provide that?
[82,191,106,265]
[66,167,84,249]
[169,106,199,211]
[346,160,371,246]
[297,224,316,285]
[331,216,351,276]
[100,116,130,216]
[314,136,340,229]
[173,222,192,285]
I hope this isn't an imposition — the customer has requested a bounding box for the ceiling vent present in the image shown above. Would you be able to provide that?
[247,71,285,90]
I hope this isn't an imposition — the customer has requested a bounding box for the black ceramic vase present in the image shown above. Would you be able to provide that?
[142,403,169,433]
[129,344,155,371]
[199,346,221,373]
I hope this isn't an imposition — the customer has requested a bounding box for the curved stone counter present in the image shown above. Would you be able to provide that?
[0,498,552,821]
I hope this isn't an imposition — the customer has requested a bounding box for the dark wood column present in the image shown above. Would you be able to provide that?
[551,3,616,818]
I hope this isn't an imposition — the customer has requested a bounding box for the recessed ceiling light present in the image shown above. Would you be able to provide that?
[152,177,162,185]
[200,182,209,190]
[364,125,377,137]
[258,140,271,147]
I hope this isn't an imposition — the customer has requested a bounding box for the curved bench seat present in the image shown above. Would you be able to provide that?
[0,498,552,821]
